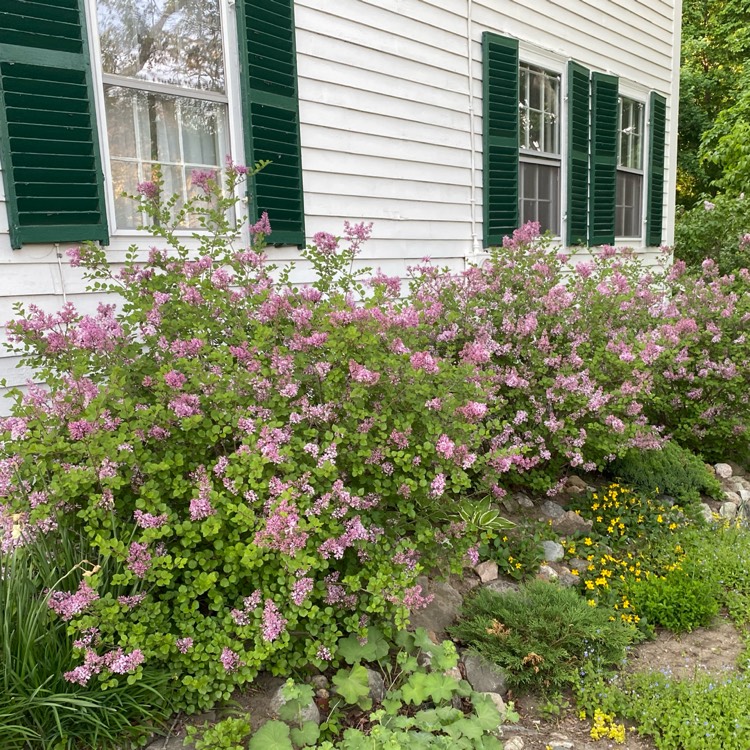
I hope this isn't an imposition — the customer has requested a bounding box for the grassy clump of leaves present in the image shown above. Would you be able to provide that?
[0,526,171,750]
[629,567,720,633]
[606,442,722,507]
[450,581,635,694]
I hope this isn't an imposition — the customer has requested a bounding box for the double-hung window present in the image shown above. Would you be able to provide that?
[95,0,229,230]
[518,64,561,236]
[615,97,644,239]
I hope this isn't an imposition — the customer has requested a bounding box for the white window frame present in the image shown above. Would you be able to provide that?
[517,45,565,240]
[615,82,648,244]
[84,0,247,247]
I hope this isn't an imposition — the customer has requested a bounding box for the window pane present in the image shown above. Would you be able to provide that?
[616,170,643,237]
[618,97,644,170]
[97,0,225,93]
[104,86,228,229]
[519,161,560,235]
[519,64,560,155]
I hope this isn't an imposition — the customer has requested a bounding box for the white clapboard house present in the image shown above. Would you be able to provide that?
[0,0,682,402]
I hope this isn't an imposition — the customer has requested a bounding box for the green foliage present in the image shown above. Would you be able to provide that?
[629,569,720,633]
[674,193,750,274]
[582,670,750,750]
[2,166,494,712]
[338,628,390,666]
[678,0,750,204]
[450,581,635,693]
[249,630,517,749]
[332,665,372,710]
[482,523,546,581]
[185,716,252,750]
[248,719,294,750]
[606,442,722,508]
[0,527,171,749]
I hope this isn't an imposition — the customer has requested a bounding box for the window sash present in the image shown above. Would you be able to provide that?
[615,170,643,238]
[519,63,561,155]
[519,158,561,235]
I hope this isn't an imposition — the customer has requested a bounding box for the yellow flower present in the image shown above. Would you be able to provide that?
[570,569,579,576]
[657,514,663,523]
[587,599,597,607]
[584,537,593,546]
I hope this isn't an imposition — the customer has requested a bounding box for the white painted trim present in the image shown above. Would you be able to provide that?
[466,0,480,258]
[84,0,116,244]
[100,74,229,103]
[665,0,683,246]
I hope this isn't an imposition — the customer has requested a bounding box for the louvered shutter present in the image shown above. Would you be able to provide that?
[482,33,519,248]
[0,0,108,249]
[646,92,667,247]
[566,61,590,246]
[236,0,305,246]
[588,72,618,246]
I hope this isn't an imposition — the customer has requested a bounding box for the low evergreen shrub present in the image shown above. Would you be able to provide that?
[606,441,722,507]
[450,581,634,693]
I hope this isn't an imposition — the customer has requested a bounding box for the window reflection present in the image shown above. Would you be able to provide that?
[98,0,225,93]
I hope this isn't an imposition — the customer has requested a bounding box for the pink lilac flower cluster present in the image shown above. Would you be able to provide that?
[64,647,145,685]
[48,580,99,621]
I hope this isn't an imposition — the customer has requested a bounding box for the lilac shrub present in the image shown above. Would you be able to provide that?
[408,227,667,492]
[648,259,750,460]
[1,165,499,710]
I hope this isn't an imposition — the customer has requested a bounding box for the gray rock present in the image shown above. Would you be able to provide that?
[548,740,574,750]
[311,675,329,690]
[514,492,535,509]
[541,540,565,562]
[482,577,519,595]
[409,580,463,634]
[565,475,588,490]
[444,666,463,681]
[715,463,733,479]
[569,557,590,573]
[552,510,593,534]
[739,489,750,503]
[366,669,386,703]
[726,479,747,495]
[555,566,580,588]
[504,738,525,750]
[720,502,738,520]
[270,683,321,726]
[537,564,559,582]
[541,501,565,520]
[700,503,715,523]
[463,653,508,695]
[474,560,499,583]
[725,491,742,504]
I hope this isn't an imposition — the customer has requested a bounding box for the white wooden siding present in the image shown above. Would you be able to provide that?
[0,0,680,410]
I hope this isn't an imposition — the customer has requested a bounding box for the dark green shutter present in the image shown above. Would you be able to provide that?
[236,0,305,246]
[566,61,590,246]
[588,72,618,246]
[646,92,667,247]
[0,0,108,249]
[482,33,519,247]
